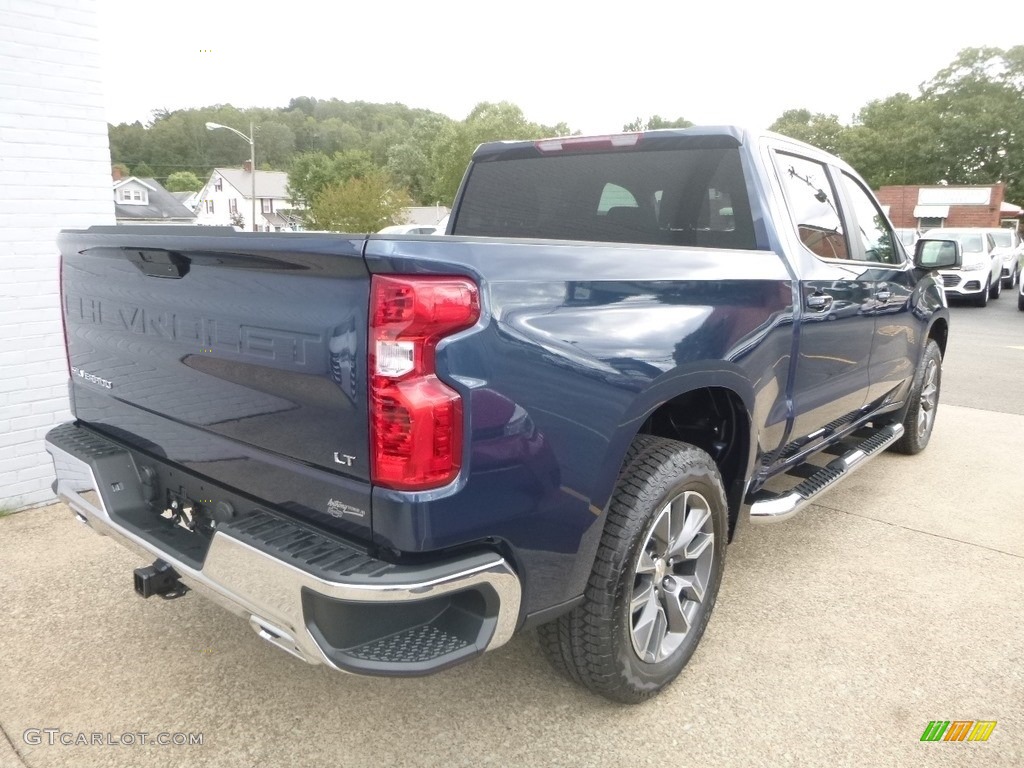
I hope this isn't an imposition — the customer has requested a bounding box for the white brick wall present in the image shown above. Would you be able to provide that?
[0,0,114,510]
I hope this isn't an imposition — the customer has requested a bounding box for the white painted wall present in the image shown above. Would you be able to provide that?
[0,0,115,510]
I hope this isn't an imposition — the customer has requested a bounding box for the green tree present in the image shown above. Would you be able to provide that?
[921,46,1024,201]
[839,94,943,189]
[425,101,569,205]
[164,171,203,192]
[768,109,847,155]
[309,171,413,232]
[132,161,154,178]
[287,149,376,205]
[386,113,454,204]
[622,115,693,131]
[256,121,296,169]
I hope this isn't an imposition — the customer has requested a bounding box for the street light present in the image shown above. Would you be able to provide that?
[205,121,256,232]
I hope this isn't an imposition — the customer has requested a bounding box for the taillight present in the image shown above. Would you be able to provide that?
[369,275,480,490]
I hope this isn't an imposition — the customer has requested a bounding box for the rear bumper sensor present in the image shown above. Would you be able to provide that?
[45,422,522,676]
[748,423,904,524]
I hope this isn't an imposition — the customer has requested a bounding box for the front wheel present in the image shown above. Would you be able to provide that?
[892,339,942,455]
[974,279,990,307]
[990,273,1002,299]
[537,435,727,703]
[1002,265,1016,289]
[1018,290,1024,311]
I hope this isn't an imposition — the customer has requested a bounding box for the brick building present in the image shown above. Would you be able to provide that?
[0,0,115,510]
[877,183,1022,232]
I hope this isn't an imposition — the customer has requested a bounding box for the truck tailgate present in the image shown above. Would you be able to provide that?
[57,228,373,537]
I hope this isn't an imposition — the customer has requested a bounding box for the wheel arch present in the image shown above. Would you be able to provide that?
[595,367,757,542]
[927,315,949,358]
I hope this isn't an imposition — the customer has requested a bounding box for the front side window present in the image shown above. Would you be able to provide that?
[775,153,847,260]
[839,173,900,264]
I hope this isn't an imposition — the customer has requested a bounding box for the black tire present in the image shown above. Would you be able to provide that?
[974,279,990,307]
[990,273,1002,299]
[536,435,727,703]
[1002,266,1015,290]
[1018,290,1024,311]
[891,339,942,455]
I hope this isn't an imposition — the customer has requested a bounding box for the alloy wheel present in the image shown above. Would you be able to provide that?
[629,490,715,663]
[917,358,939,440]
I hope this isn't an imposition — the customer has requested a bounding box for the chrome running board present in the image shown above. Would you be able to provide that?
[749,423,904,524]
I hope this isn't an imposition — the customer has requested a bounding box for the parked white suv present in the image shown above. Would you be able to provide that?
[1018,252,1024,310]
[985,228,1023,288]
[927,228,1003,307]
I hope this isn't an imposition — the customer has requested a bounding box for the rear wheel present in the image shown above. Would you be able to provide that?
[537,435,726,703]
[990,273,1002,299]
[892,339,942,455]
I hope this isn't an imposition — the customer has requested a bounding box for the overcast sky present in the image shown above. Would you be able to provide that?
[98,0,1020,134]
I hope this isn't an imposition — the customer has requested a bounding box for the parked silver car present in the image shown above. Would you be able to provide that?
[927,228,1003,307]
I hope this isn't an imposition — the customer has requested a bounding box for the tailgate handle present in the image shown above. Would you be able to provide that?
[126,248,191,279]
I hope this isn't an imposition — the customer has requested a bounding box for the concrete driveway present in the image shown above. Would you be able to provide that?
[2,298,1023,767]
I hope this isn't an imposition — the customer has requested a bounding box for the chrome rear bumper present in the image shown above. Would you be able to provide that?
[46,423,521,675]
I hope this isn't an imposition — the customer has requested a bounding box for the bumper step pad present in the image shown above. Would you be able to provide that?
[45,421,521,676]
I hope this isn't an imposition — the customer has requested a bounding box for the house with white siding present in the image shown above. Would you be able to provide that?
[0,0,115,510]
[114,176,196,225]
[195,164,302,231]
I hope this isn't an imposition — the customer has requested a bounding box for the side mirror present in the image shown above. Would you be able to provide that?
[914,238,961,270]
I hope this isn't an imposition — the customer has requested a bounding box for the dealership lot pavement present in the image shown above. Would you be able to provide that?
[2,304,1022,767]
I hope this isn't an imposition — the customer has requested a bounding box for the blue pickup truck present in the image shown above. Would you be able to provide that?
[47,126,955,703]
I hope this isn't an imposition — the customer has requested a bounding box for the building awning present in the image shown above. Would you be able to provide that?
[1001,201,1022,216]
[913,205,950,219]
[263,211,289,227]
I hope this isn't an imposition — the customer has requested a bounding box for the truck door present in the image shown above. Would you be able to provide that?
[833,170,919,407]
[772,151,875,442]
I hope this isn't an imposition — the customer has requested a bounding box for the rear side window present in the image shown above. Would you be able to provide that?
[597,183,637,213]
[453,146,758,250]
[774,153,848,260]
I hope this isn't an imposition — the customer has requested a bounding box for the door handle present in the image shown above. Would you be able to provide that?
[806,292,833,311]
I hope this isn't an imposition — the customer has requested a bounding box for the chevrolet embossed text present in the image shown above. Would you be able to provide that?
[64,296,322,369]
